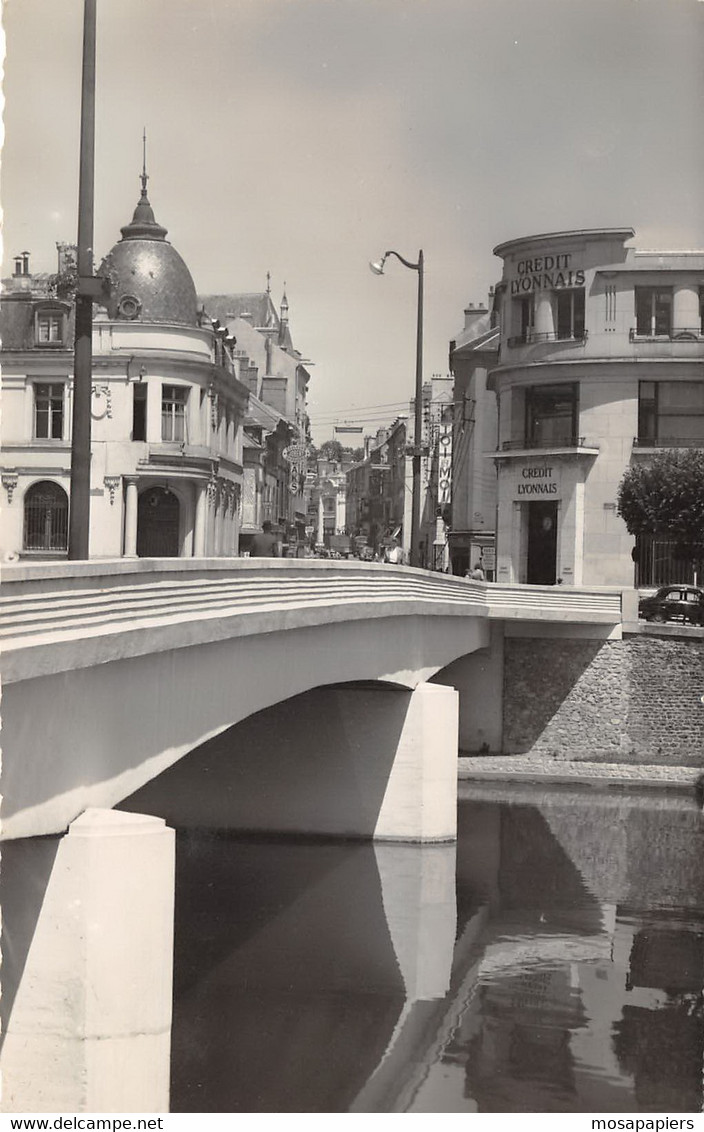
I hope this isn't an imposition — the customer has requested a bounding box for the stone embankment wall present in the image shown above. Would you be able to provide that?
[503,632,704,765]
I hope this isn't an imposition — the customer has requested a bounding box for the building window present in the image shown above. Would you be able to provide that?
[512,295,534,343]
[525,383,579,447]
[638,381,704,446]
[23,480,69,552]
[34,382,65,439]
[635,287,673,337]
[161,385,187,442]
[35,309,66,346]
[556,289,585,339]
[133,383,147,441]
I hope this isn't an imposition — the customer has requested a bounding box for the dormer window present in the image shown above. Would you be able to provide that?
[35,305,67,347]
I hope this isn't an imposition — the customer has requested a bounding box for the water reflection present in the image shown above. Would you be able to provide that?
[172,787,703,1113]
[2,788,699,1113]
[170,837,460,1112]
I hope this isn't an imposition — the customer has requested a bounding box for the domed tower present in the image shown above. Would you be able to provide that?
[101,165,198,326]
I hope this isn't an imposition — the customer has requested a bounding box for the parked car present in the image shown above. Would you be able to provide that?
[638,584,704,625]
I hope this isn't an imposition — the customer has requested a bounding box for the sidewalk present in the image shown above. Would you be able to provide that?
[458,754,702,790]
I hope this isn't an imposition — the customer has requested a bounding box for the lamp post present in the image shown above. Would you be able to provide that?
[369,249,424,567]
[69,0,98,559]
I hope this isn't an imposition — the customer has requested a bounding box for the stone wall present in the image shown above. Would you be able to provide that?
[503,632,704,765]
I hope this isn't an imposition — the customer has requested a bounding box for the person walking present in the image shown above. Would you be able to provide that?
[387,540,403,565]
[249,520,280,558]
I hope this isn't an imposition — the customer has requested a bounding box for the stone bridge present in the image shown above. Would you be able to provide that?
[1,558,627,842]
[0,558,630,1112]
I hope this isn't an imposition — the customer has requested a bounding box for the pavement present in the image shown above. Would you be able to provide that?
[458,754,702,790]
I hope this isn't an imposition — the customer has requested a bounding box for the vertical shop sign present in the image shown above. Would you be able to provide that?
[438,422,453,505]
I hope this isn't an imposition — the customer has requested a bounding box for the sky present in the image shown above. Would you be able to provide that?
[2,0,703,444]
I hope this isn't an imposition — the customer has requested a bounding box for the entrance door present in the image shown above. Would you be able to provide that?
[137,487,180,557]
[526,501,558,585]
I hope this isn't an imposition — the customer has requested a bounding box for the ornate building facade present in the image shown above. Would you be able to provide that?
[1,174,249,560]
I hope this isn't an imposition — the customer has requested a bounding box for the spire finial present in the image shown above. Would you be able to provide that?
[266,271,271,295]
[141,128,149,198]
[119,129,167,242]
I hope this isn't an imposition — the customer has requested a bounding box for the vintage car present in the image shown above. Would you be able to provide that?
[638,584,704,625]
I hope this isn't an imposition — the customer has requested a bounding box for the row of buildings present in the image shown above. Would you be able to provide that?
[345,226,704,587]
[3,215,703,588]
[0,171,314,561]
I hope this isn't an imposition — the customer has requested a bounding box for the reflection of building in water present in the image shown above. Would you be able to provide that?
[613,915,704,1113]
[404,794,703,1115]
[448,803,612,1112]
[455,967,588,1112]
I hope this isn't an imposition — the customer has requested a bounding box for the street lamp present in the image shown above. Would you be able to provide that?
[369,249,424,567]
[69,0,98,559]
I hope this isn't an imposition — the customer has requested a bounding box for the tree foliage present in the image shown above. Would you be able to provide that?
[617,449,704,563]
[318,439,344,462]
[309,440,365,465]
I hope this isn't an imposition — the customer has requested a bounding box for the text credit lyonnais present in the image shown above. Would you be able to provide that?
[517,465,558,496]
[510,252,585,295]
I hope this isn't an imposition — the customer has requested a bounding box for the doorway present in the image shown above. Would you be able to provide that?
[137,486,180,557]
[526,501,558,585]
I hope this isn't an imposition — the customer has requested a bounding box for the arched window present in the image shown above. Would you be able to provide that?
[23,481,69,552]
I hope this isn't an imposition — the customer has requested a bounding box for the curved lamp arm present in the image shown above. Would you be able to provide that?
[370,249,422,274]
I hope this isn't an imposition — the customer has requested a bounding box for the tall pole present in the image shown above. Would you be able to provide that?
[410,249,424,569]
[69,0,97,559]
[369,248,425,567]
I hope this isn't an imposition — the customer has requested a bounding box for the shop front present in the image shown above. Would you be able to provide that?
[494,455,593,586]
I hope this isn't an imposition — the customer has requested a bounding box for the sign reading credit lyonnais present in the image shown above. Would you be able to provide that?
[515,465,559,496]
[510,252,585,295]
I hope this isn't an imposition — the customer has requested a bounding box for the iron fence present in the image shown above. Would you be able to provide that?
[634,535,700,587]
[23,483,69,551]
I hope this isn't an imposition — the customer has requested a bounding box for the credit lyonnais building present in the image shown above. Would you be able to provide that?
[489,228,704,587]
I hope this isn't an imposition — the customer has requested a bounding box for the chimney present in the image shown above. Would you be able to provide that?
[22,252,30,276]
[57,242,77,274]
[463,300,488,332]
[13,256,23,277]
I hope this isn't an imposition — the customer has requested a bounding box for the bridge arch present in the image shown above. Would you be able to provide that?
[118,679,455,838]
[1,615,488,840]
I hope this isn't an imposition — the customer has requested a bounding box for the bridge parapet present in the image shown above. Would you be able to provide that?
[1,559,626,684]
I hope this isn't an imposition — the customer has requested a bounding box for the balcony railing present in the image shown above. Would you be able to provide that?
[507,330,588,348]
[633,436,704,449]
[500,436,587,452]
[629,327,704,342]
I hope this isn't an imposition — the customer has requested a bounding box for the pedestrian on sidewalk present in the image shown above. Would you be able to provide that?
[249,520,280,558]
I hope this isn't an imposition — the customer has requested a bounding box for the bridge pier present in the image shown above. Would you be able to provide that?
[373,682,459,842]
[0,809,174,1114]
[435,624,505,754]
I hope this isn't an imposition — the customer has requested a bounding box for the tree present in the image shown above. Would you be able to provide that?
[617,449,704,568]
[318,439,344,463]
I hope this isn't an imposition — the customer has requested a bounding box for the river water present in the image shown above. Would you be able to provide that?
[170,783,704,1114]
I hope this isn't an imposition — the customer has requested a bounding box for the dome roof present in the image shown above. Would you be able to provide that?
[101,175,198,327]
